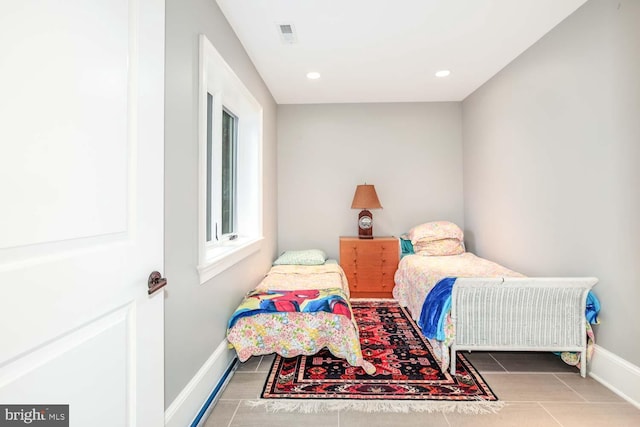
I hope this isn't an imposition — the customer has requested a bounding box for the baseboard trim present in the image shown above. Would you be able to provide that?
[190,357,238,427]
[589,344,640,409]
[164,340,237,427]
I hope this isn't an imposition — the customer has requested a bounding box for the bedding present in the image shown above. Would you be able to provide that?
[399,234,415,258]
[408,220,464,244]
[408,221,466,256]
[393,252,599,374]
[272,249,327,265]
[394,252,524,322]
[412,238,465,256]
[227,288,352,329]
[227,262,376,374]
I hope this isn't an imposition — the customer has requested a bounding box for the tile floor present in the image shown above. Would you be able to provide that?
[204,351,640,427]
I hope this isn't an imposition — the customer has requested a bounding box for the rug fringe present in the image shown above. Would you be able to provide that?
[245,399,505,415]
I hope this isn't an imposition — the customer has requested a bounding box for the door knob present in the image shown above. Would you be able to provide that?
[148,271,167,295]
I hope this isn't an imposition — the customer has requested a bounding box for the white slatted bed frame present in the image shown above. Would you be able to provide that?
[450,277,597,378]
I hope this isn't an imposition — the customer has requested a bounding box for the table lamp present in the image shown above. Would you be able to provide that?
[350,184,382,239]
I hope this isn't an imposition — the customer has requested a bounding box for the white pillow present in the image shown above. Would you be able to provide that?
[272,249,327,266]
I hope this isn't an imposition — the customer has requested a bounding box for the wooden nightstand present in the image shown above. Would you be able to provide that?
[339,236,400,298]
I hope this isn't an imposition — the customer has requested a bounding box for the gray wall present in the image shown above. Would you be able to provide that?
[462,0,640,366]
[164,0,278,406]
[277,103,463,260]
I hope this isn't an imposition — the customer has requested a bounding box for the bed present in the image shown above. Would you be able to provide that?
[226,253,376,374]
[393,222,599,378]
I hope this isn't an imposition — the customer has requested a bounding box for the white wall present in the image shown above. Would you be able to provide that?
[164,0,277,413]
[463,0,640,369]
[278,103,463,260]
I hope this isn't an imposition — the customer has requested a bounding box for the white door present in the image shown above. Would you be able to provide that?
[0,1,165,426]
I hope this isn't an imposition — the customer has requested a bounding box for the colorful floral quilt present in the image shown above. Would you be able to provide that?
[228,288,352,329]
[227,263,376,374]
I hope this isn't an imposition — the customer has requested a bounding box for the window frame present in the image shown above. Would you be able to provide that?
[197,35,263,284]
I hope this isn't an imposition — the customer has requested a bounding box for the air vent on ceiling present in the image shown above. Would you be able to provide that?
[277,23,297,44]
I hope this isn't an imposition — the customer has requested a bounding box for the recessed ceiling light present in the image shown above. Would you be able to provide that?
[306,72,321,80]
[435,70,451,77]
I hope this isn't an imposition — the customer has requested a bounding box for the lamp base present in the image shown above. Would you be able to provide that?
[357,209,373,239]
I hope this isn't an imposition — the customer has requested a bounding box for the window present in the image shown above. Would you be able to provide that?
[206,100,238,242]
[198,35,263,284]
[221,108,237,236]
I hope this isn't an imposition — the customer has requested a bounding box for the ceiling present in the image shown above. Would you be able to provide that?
[216,0,587,104]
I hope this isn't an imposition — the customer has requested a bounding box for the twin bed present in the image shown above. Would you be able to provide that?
[226,257,376,374]
[227,223,599,378]
[394,251,598,377]
[393,221,598,378]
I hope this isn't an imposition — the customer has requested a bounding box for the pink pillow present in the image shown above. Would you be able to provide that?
[408,221,464,244]
[413,238,465,256]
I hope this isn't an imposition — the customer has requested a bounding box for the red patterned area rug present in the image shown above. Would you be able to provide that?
[251,300,501,414]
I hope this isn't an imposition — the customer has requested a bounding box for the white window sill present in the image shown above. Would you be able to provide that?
[197,236,264,284]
